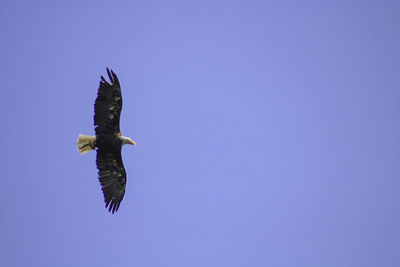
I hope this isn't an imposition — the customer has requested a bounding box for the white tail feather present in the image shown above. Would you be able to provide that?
[77,134,96,154]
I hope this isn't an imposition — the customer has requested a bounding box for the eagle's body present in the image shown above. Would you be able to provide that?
[77,68,135,214]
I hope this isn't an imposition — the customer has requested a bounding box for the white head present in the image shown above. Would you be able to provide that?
[120,136,136,146]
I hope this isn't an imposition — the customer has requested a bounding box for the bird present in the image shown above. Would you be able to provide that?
[77,68,136,213]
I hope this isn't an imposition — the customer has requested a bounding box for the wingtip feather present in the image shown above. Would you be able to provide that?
[106,68,114,84]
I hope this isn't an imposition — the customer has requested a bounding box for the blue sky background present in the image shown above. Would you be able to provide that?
[1,1,399,266]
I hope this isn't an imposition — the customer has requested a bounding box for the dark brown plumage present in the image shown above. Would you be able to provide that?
[95,69,127,213]
[77,68,135,214]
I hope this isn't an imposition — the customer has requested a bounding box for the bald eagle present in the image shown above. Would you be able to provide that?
[77,68,136,213]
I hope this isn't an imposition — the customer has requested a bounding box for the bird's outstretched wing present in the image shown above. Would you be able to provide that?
[96,148,126,213]
[93,68,126,213]
[94,68,122,135]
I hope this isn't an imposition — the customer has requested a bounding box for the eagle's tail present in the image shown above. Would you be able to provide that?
[77,134,96,154]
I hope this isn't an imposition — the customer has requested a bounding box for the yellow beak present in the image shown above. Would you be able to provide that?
[131,140,136,146]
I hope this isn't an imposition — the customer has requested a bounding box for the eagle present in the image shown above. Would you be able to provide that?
[77,68,136,213]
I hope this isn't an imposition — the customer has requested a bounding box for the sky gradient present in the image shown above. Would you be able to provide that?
[1,1,399,266]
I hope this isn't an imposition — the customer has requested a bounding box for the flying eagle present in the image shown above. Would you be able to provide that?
[77,68,136,213]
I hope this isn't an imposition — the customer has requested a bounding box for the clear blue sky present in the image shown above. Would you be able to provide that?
[1,1,399,266]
